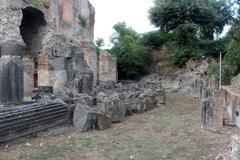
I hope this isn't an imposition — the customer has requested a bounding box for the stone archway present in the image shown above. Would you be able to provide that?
[19,7,47,99]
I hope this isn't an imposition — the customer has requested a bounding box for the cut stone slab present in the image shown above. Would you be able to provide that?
[73,104,96,132]
[73,103,112,131]
[96,112,112,130]
[99,94,126,122]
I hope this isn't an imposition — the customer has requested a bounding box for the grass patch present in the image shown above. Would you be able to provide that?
[82,136,93,148]
[19,138,80,160]
[19,136,94,160]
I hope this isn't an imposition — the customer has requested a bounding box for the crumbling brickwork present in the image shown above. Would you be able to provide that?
[99,51,117,84]
[0,0,98,99]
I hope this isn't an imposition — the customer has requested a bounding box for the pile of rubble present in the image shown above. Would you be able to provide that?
[73,81,166,132]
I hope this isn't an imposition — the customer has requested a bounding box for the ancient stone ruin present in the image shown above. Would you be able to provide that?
[99,50,117,84]
[0,0,165,143]
[183,59,224,130]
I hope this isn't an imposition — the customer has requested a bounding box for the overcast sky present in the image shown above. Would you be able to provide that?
[89,0,157,48]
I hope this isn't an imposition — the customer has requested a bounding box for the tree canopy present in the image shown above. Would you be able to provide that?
[149,0,233,40]
[95,37,105,54]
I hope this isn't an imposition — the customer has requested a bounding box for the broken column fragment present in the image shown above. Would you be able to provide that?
[0,101,69,143]
[0,56,24,104]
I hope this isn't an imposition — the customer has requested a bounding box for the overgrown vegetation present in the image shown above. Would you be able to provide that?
[140,32,179,50]
[148,0,233,67]
[95,38,105,55]
[209,0,240,85]
[110,22,151,80]
[109,0,240,83]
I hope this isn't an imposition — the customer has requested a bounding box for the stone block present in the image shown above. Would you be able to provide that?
[73,103,96,132]
[99,94,126,122]
[0,55,23,104]
[96,112,112,130]
[0,40,25,56]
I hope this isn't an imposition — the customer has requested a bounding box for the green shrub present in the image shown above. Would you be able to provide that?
[225,40,240,73]
[169,44,208,67]
[209,63,234,85]
[140,32,179,50]
[197,38,230,58]
[169,46,191,67]
[168,37,230,67]
[110,22,151,80]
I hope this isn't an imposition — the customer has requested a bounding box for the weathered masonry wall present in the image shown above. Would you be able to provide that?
[0,0,98,99]
[99,51,117,84]
[223,87,240,128]
[80,41,98,86]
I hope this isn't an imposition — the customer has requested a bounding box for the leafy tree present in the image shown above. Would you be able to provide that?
[95,38,105,54]
[149,0,233,40]
[212,0,240,84]
[110,22,151,80]
[111,22,139,44]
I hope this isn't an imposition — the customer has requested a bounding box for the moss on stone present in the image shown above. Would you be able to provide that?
[78,14,87,28]
[32,0,49,8]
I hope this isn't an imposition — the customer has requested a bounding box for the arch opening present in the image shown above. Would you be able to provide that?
[20,7,47,58]
[20,7,47,98]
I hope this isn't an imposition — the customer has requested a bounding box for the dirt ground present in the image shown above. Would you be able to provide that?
[0,93,239,160]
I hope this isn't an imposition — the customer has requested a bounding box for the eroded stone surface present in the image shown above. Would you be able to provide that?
[73,103,96,132]
[218,135,240,160]
[0,0,97,100]
[40,33,94,94]
[0,55,23,104]
[99,51,117,84]
[99,93,126,123]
